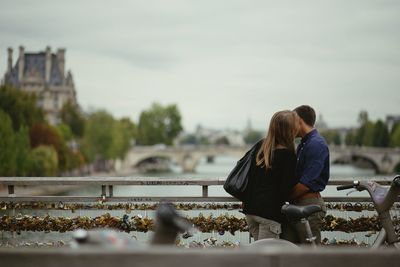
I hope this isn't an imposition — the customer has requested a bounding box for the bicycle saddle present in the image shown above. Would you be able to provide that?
[281,204,322,221]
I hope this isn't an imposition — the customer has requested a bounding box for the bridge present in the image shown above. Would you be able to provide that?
[121,145,400,174]
[330,146,400,174]
[0,176,399,267]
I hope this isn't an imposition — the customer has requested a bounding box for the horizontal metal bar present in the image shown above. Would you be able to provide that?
[0,177,394,186]
[0,196,236,203]
[0,177,226,186]
[0,246,400,267]
[0,196,390,203]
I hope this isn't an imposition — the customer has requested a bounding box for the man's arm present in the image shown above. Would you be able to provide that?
[290,182,310,200]
[292,142,328,200]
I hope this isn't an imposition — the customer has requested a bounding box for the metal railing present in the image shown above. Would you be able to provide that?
[0,176,396,203]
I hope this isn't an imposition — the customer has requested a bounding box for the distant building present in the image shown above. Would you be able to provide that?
[2,46,77,125]
[315,114,328,131]
[386,115,400,132]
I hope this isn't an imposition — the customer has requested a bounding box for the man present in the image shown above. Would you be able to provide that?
[282,105,330,244]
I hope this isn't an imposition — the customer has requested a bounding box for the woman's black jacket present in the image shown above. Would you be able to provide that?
[242,147,297,223]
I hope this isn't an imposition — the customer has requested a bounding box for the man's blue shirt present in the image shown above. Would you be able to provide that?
[296,129,330,192]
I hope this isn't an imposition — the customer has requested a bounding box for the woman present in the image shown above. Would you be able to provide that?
[243,110,299,240]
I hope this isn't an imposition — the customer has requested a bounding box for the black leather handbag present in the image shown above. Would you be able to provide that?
[223,139,263,201]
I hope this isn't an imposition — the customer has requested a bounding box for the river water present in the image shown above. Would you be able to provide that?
[1,156,397,247]
[67,155,381,198]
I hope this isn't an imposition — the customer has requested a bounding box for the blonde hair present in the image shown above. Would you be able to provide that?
[256,110,299,169]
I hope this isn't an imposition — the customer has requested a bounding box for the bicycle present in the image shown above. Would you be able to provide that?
[247,203,323,249]
[72,202,193,248]
[336,175,400,249]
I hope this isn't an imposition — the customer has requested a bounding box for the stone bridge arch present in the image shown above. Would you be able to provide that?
[330,146,400,174]
[124,150,206,173]
[122,146,249,173]
[349,154,380,174]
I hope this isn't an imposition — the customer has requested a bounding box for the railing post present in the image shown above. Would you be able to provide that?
[101,185,106,200]
[108,185,113,197]
[8,185,15,196]
[202,185,208,198]
[8,184,16,224]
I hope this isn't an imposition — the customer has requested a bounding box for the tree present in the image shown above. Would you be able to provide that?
[0,84,44,131]
[82,110,115,162]
[29,123,72,172]
[60,100,85,137]
[57,123,73,142]
[30,145,58,176]
[109,118,136,160]
[390,123,400,148]
[372,120,390,147]
[244,130,263,145]
[180,134,198,145]
[357,111,369,126]
[320,130,341,146]
[345,130,356,146]
[137,103,183,145]
[14,126,32,176]
[354,116,375,146]
[30,123,63,151]
[0,110,16,176]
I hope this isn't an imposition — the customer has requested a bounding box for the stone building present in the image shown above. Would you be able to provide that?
[386,115,400,132]
[2,46,77,125]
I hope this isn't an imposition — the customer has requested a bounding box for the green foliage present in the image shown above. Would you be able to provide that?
[179,134,213,145]
[354,121,375,146]
[372,120,390,147]
[345,130,356,146]
[82,110,115,161]
[29,123,73,172]
[83,112,136,161]
[320,130,341,145]
[57,123,74,141]
[109,118,136,160]
[60,101,85,137]
[0,110,16,175]
[353,111,373,146]
[198,136,210,145]
[30,145,58,176]
[0,84,44,131]
[357,110,369,126]
[346,112,394,148]
[180,134,198,145]
[243,130,263,145]
[0,110,33,176]
[137,103,183,145]
[14,126,32,176]
[390,123,400,148]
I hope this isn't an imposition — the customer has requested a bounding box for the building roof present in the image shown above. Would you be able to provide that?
[6,52,65,87]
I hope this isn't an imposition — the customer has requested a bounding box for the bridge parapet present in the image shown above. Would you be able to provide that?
[0,177,399,250]
[1,247,400,267]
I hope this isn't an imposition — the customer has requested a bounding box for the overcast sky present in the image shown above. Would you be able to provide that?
[1,0,399,132]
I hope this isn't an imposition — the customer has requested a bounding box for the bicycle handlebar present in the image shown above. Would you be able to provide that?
[336,180,360,191]
[336,184,354,191]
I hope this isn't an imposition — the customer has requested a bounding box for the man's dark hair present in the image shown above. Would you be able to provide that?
[294,105,316,127]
